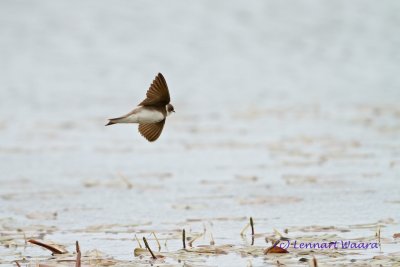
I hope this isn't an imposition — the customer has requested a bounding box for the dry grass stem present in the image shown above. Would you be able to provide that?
[135,234,142,248]
[143,237,157,259]
[240,223,250,236]
[75,241,81,267]
[152,232,161,251]
[182,229,186,249]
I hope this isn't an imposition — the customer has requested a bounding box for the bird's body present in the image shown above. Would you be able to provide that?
[108,106,166,124]
[106,73,174,142]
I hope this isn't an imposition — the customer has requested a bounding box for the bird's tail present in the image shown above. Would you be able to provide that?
[105,118,120,126]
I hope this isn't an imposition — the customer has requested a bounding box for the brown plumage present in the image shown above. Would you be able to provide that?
[106,73,174,142]
[140,73,171,106]
[138,119,166,142]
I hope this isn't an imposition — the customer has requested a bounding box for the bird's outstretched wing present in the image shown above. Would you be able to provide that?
[139,73,170,106]
[138,119,166,142]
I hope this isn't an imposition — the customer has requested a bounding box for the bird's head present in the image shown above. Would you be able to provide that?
[166,104,175,115]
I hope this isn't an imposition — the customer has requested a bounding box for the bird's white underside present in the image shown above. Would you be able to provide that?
[123,106,165,123]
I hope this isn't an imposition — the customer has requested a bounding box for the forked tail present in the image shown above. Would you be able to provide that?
[105,118,119,126]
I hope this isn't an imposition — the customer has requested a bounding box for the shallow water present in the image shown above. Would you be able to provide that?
[0,0,399,266]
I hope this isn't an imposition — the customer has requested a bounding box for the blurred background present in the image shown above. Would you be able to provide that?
[1,0,399,113]
[0,0,399,264]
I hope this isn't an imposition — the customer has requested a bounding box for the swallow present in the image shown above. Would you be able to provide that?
[106,73,174,142]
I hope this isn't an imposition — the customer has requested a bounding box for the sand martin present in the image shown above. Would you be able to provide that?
[106,73,174,142]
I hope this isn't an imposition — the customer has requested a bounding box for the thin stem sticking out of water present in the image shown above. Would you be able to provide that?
[250,217,255,245]
[312,256,318,267]
[182,229,186,249]
[152,232,161,251]
[188,233,203,247]
[250,217,254,236]
[135,234,142,248]
[75,241,81,267]
[23,232,27,245]
[376,226,381,251]
[143,237,157,259]
[13,261,21,267]
[210,232,215,246]
[240,223,250,236]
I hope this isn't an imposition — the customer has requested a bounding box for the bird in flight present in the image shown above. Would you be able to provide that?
[106,73,174,142]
